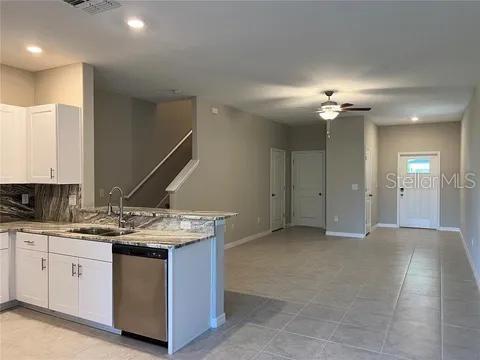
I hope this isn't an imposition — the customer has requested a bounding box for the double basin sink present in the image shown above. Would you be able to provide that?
[68,227,136,237]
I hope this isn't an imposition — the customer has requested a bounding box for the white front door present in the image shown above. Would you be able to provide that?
[292,151,325,228]
[270,149,286,231]
[365,149,373,235]
[398,153,440,229]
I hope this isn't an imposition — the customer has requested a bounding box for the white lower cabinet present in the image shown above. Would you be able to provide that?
[49,253,79,317]
[78,258,112,326]
[0,248,9,303]
[16,248,48,307]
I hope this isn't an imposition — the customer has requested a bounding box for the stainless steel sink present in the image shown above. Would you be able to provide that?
[68,227,136,237]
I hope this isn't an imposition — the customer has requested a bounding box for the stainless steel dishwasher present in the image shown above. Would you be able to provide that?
[113,244,168,344]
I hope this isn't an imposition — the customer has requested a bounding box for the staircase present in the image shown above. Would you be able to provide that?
[124,130,192,208]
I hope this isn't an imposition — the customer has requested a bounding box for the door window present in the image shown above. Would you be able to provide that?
[407,158,431,174]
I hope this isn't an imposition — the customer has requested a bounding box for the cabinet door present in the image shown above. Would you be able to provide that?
[79,258,112,326]
[49,253,78,317]
[16,248,48,307]
[28,105,57,183]
[0,249,9,303]
[0,104,27,183]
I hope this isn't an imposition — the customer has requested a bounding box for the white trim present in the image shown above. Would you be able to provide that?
[459,231,480,290]
[210,313,226,328]
[376,223,400,228]
[291,150,326,228]
[224,230,271,250]
[326,231,365,239]
[397,151,441,229]
[270,148,286,231]
[438,227,461,232]
[166,159,199,193]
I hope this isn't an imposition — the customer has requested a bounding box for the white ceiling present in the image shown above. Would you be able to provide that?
[2,1,480,125]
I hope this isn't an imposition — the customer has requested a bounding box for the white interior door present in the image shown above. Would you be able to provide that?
[398,153,440,229]
[365,149,373,235]
[270,149,286,231]
[292,151,325,228]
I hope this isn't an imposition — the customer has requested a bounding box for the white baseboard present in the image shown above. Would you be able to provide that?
[459,231,480,291]
[224,230,272,250]
[326,231,365,239]
[285,223,293,228]
[439,227,461,232]
[210,313,226,328]
[376,223,399,228]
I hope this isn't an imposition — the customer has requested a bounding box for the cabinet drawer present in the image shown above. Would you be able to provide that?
[16,233,48,252]
[0,232,9,250]
[49,236,112,263]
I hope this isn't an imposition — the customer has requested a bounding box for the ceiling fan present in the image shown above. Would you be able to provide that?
[315,90,372,138]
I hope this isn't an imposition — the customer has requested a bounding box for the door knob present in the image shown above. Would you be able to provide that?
[272,194,276,197]
[369,194,373,197]
[319,193,322,196]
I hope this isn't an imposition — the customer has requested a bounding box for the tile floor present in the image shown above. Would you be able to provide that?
[1,227,480,359]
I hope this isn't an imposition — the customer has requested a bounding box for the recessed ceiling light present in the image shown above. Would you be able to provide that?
[127,18,145,30]
[411,116,419,122]
[26,45,42,54]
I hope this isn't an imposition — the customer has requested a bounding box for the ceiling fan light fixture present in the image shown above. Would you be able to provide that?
[318,110,339,120]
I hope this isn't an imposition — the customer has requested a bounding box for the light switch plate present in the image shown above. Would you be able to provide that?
[352,184,359,191]
[21,194,29,204]
[211,106,219,115]
[68,195,77,206]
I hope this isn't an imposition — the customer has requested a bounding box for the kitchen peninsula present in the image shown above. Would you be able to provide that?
[0,207,235,354]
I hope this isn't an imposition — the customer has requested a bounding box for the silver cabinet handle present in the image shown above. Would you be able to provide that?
[71,263,77,276]
[41,257,46,270]
[50,168,55,179]
[24,240,35,245]
[78,264,82,277]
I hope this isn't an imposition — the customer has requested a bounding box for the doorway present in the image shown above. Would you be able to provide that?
[270,148,286,231]
[397,152,440,229]
[291,151,325,228]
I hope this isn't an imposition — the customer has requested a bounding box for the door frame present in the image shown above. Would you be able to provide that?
[291,150,326,228]
[396,151,441,229]
[270,148,286,231]
[365,147,373,236]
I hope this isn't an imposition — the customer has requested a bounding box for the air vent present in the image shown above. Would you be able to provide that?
[63,0,121,15]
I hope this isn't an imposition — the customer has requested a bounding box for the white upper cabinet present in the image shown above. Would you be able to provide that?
[28,104,81,184]
[0,104,27,183]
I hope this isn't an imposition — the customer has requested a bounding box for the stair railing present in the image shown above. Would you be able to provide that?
[125,130,193,200]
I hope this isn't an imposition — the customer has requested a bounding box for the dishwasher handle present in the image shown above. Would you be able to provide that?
[112,244,168,260]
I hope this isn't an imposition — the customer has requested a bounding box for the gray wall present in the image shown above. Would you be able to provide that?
[378,122,461,227]
[288,123,326,151]
[326,116,366,234]
[365,118,379,226]
[172,98,289,244]
[460,85,480,280]
[94,89,192,206]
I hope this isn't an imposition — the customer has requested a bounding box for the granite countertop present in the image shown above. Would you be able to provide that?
[81,206,237,220]
[0,221,214,249]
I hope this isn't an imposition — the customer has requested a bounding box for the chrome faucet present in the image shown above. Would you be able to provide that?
[108,186,126,228]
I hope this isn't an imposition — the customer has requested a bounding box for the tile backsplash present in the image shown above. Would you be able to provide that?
[0,184,81,223]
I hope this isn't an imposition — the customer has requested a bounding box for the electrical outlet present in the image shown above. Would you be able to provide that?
[352,184,359,191]
[334,216,339,223]
[99,188,105,198]
[21,194,29,204]
[211,107,219,115]
[231,223,235,230]
[68,195,77,206]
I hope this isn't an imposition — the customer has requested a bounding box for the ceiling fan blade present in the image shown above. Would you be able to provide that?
[342,107,372,112]
[340,103,354,108]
